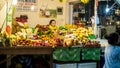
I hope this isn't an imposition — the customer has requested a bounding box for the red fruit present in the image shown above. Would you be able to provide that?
[33,35,38,39]
[41,41,45,46]
[33,42,37,46]
[45,43,50,46]
[38,41,42,45]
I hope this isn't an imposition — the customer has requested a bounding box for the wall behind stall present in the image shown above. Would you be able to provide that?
[13,0,67,27]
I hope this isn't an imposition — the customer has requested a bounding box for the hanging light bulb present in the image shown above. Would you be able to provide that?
[116,21,120,25]
[106,4,110,13]
[81,0,89,4]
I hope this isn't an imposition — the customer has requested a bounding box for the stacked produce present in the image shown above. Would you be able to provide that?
[82,40,101,47]
[73,27,94,43]
[63,34,78,47]
[58,26,68,35]
[0,32,11,47]
[16,38,51,46]
[34,25,64,47]
[15,34,64,47]
[12,15,29,34]
[64,24,77,29]
[34,25,52,36]
[0,23,101,47]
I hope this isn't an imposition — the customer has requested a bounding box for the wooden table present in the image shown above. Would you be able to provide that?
[0,46,53,68]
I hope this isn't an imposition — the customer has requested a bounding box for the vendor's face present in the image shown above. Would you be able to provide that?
[51,21,56,27]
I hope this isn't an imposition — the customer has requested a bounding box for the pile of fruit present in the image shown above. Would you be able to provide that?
[64,24,77,29]
[73,27,94,43]
[82,40,101,47]
[16,37,63,47]
[63,34,78,47]
[34,25,52,36]
[1,23,101,47]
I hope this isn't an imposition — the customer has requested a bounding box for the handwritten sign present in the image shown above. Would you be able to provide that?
[16,0,37,11]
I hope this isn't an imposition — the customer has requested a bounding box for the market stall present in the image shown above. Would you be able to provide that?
[0,23,101,68]
[0,0,102,68]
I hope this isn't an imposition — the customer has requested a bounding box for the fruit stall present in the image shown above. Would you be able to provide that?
[0,24,100,48]
[0,2,101,66]
[0,0,104,67]
[0,23,101,68]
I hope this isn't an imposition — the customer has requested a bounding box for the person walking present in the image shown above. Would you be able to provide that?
[103,32,120,68]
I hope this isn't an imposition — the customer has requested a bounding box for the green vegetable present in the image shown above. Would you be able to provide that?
[59,26,68,30]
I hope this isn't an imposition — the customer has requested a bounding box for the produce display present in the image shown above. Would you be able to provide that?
[0,24,101,48]
[82,40,101,47]
[12,15,29,34]
[63,34,77,47]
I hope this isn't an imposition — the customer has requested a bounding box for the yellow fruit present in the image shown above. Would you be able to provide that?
[81,0,89,4]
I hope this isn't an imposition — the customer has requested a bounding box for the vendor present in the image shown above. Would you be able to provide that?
[48,19,58,32]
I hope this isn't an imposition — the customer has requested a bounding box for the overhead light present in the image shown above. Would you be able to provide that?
[105,1,117,13]
[115,8,120,15]
[31,5,35,11]
[12,0,17,5]
[106,8,110,13]
[116,21,120,25]
[106,4,110,13]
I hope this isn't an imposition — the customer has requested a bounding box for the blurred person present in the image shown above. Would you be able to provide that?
[74,18,79,25]
[116,29,120,45]
[49,19,58,32]
[103,32,120,68]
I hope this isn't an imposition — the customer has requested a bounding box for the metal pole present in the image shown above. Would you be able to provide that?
[94,0,97,38]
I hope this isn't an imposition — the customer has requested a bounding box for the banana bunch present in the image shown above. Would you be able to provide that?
[87,27,94,34]
[73,27,89,43]
[38,35,51,42]
[23,23,29,29]
[65,24,77,29]
[10,34,17,46]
